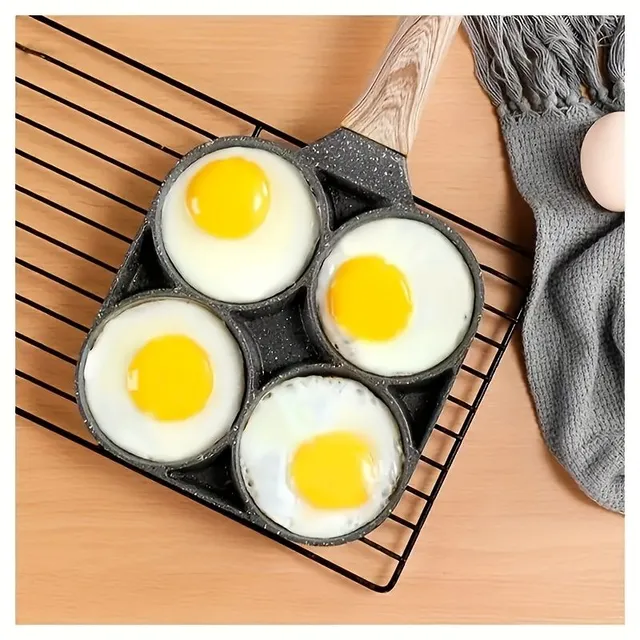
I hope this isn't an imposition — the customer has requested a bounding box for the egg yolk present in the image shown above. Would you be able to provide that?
[290,431,375,509]
[327,255,412,342]
[126,334,214,422]
[186,157,270,239]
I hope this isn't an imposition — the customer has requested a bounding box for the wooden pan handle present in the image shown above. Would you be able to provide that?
[341,16,461,156]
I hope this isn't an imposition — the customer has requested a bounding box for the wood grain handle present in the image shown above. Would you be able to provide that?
[341,16,461,156]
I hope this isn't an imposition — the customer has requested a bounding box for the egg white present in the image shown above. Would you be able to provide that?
[239,375,404,539]
[83,298,244,463]
[316,217,476,377]
[161,147,320,304]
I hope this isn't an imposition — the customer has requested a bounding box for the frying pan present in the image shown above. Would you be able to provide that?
[76,15,485,547]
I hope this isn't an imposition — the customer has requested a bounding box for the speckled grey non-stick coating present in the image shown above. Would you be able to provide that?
[74,131,484,547]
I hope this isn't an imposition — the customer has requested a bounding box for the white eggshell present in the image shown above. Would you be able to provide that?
[580,111,625,213]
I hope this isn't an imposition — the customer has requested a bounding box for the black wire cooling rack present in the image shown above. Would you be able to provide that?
[16,16,532,593]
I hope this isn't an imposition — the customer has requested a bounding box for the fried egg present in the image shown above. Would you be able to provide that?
[315,217,475,377]
[160,146,320,303]
[239,375,404,539]
[82,298,244,463]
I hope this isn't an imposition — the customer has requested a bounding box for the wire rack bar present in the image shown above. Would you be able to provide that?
[479,263,527,288]
[16,15,531,592]
[16,293,91,332]
[405,485,431,501]
[17,114,162,185]
[434,424,463,440]
[17,369,76,403]
[16,43,220,142]
[17,258,102,303]
[17,148,147,214]
[17,221,118,274]
[16,77,183,158]
[16,332,77,366]
[31,15,305,147]
[460,364,488,380]
[360,537,403,561]
[17,186,133,243]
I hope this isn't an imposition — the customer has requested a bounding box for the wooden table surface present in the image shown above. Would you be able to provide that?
[15,16,624,624]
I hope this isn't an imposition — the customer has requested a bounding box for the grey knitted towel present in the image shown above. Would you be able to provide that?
[464,16,625,513]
